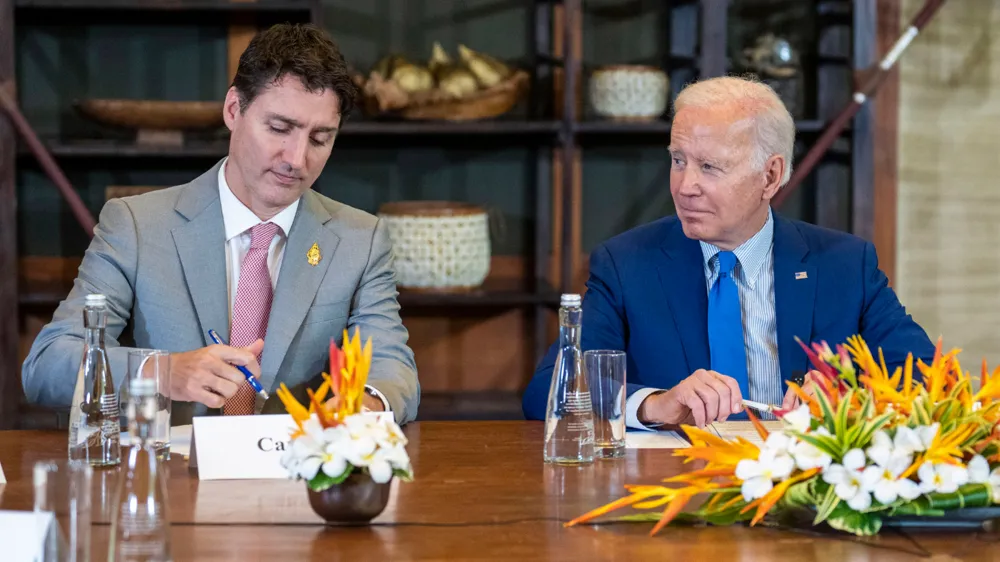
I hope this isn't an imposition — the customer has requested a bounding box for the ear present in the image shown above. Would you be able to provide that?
[761,154,786,201]
[222,87,242,131]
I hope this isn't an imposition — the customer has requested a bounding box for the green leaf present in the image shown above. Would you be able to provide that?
[783,480,816,508]
[812,483,841,525]
[844,423,864,450]
[889,484,992,516]
[858,393,874,422]
[792,431,843,459]
[392,467,414,482]
[825,504,883,536]
[816,390,838,434]
[913,398,932,426]
[835,389,854,447]
[307,465,354,492]
[854,411,895,450]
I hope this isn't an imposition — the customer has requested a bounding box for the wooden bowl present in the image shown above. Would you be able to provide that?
[74,99,225,131]
[358,70,530,122]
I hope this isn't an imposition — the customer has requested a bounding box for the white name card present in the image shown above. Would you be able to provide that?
[190,414,299,480]
[0,510,54,562]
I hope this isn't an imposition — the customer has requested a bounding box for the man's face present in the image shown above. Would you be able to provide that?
[222,75,342,216]
[668,104,778,250]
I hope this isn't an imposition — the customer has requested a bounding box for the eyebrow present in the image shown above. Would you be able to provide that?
[265,113,339,134]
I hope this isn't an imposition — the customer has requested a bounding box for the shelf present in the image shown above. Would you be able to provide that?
[574,119,832,135]
[398,287,560,309]
[345,120,561,136]
[20,286,560,309]
[14,0,312,11]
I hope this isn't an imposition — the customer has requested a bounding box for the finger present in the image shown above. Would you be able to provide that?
[711,373,744,415]
[210,344,260,371]
[196,369,241,399]
[691,381,721,423]
[187,385,226,409]
[681,389,708,428]
[703,377,734,422]
[782,387,798,410]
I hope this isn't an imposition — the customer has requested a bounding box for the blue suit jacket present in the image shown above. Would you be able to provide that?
[522,212,935,421]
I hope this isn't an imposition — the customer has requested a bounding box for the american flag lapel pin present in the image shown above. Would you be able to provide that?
[795,271,808,280]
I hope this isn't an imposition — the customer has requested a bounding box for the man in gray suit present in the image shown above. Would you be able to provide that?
[22,24,420,425]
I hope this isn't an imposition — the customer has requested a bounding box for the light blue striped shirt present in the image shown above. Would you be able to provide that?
[624,209,782,429]
[699,209,782,419]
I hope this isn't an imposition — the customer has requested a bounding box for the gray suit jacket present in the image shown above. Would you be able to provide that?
[22,159,420,425]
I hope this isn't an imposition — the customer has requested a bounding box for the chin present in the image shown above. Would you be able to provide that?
[679,219,715,243]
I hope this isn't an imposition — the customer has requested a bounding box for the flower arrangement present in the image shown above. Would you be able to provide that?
[566,335,1000,536]
[276,328,413,491]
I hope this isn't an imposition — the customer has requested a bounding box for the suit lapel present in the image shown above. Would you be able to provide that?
[170,164,229,347]
[656,221,710,374]
[259,190,340,392]
[773,214,817,379]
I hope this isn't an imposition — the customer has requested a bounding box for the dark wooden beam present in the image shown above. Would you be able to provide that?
[851,0,877,242]
[699,0,728,78]
[873,0,901,285]
[0,0,20,429]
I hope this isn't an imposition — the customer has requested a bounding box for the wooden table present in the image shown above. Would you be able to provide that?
[0,422,996,560]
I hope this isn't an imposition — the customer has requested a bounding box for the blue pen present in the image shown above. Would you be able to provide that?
[207,329,269,400]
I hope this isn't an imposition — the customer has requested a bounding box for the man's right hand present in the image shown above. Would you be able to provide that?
[168,339,264,408]
[637,369,744,428]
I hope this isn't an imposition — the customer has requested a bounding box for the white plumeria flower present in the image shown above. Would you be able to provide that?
[822,448,871,511]
[763,431,796,454]
[735,447,796,501]
[781,403,813,434]
[968,455,990,484]
[918,462,969,494]
[791,438,832,471]
[988,467,1000,502]
[892,424,938,455]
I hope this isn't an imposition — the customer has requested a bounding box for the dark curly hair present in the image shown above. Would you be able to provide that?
[231,23,358,118]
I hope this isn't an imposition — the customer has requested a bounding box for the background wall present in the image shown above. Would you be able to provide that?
[896,0,1000,369]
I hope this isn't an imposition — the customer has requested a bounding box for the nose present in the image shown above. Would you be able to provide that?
[672,164,700,197]
[283,134,308,171]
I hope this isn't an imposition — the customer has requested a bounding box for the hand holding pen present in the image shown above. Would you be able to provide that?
[165,334,266,409]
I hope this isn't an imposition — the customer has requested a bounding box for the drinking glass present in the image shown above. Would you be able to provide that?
[584,350,627,459]
[126,349,171,459]
[34,459,93,562]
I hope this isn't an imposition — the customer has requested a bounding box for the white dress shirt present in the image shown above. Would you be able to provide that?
[625,209,780,430]
[217,159,390,412]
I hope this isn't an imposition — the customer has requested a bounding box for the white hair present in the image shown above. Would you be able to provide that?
[673,76,795,186]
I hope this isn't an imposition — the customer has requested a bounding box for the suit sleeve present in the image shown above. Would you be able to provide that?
[348,218,420,425]
[522,244,641,421]
[858,242,935,371]
[22,199,139,408]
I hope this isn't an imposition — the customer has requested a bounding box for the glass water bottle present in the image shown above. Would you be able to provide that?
[68,293,121,467]
[543,294,595,465]
[108,377,172,562]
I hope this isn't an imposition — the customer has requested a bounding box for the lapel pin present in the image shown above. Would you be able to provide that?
[307,243,321,266]
[795,271,808,280]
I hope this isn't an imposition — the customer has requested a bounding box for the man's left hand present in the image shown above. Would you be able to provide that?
[781,370,823,411]
[324,390,385,413]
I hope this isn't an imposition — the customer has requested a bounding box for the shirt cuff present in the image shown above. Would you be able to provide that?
[625,387,666,431]
[364,385,392,413]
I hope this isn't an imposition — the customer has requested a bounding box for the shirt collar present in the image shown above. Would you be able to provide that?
[699,207,774,289]
[218,157,299,242]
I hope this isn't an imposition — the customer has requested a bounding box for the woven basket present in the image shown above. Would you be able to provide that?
[377,201,491,292]
[357,70,529,121]
[74,99,224,130]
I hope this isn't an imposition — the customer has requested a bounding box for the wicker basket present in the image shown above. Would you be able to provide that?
[357,70,529,121]
[75,99,224,130]
[377,201,491,292]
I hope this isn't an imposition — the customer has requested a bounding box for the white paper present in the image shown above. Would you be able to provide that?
[190,414,300,480]
[625,430,690,449]
[0,460,5,483]
[707,421,784,448]
[0,510,54,562]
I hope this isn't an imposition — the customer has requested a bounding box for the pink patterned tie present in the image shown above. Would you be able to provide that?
[223,221,281,415]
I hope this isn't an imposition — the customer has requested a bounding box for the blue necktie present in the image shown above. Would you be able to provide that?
[708,251,750,417]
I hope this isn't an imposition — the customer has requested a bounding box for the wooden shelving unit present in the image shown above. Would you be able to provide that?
[1,0,876,427]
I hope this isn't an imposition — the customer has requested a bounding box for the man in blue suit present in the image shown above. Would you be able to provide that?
[522,76,934,429]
